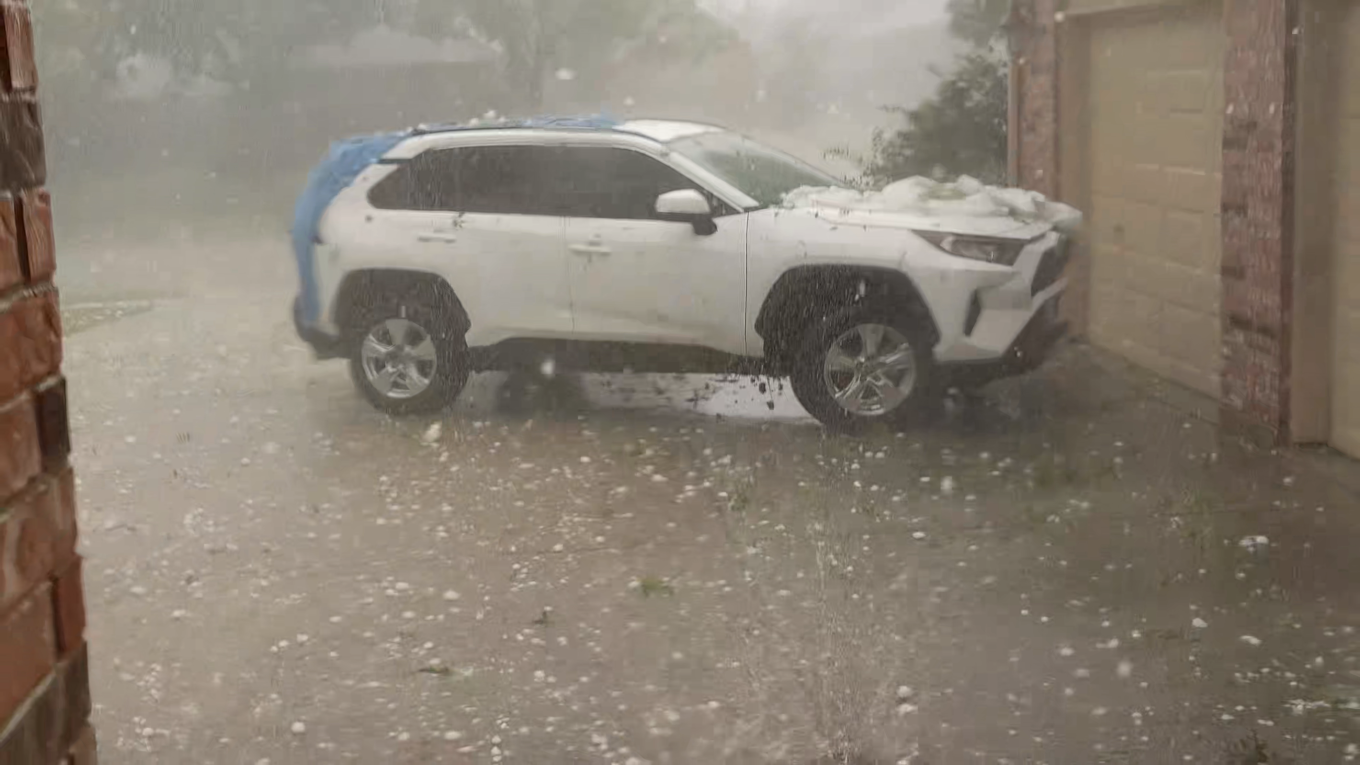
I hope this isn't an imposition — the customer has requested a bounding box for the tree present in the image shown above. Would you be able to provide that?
[35,0,734,108]
[34,0,384,96]
[111,0,381,92]
[415,0,724,108]
[862,0,1010,185]
[864,52,1007,184]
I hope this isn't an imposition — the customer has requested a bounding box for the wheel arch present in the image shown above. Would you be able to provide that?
[755,265,939,374]
[333,269,471,339]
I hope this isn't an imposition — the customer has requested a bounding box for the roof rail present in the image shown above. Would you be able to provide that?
[409,113,621,136]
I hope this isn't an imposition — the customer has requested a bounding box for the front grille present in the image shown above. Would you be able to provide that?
[1031,238,1072,296]
[963,291,982,336]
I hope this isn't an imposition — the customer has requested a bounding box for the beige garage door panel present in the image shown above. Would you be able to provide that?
[1158,69,1216,114]
[1333,0,1360,458]
[1083,1,1225,397]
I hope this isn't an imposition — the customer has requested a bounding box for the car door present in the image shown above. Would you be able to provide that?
[555,145,750,355]
[362,145,571,347]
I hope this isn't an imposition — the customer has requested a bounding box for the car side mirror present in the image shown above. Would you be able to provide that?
[656,189,717,236]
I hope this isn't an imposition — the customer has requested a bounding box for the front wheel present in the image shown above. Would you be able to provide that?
[348,301,469,415]
[789,304,938,434]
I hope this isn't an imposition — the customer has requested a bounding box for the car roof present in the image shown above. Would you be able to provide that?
[614,119,724,142]
[402,115,726,144]
[369,115,759,210]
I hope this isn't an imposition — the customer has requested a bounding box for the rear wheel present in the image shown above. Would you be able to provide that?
[790,304,937,433]
[348,299,469,415]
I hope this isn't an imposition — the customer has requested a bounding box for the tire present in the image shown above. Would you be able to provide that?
[347,293,470,416]
[789,303,938,434]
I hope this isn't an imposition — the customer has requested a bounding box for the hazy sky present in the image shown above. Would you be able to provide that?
[703,0,949,42]
[706,0,948,22]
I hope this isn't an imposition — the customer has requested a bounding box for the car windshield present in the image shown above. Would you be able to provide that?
[668,132,847,208]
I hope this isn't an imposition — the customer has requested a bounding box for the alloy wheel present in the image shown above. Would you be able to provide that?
[360,318,438,400]
[822,323,917,416]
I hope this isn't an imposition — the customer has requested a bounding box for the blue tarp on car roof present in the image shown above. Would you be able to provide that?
[291,131,407,325]
[289,114,620,326]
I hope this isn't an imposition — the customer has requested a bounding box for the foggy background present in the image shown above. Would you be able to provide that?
[33,0,958,257]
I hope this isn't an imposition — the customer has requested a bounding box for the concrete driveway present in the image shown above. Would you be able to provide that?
[58,234,1360,764]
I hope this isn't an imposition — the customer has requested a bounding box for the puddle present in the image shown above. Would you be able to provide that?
[455,370,815,424]
[578,373,811,421]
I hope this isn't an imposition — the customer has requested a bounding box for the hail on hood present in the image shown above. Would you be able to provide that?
[781,175,1084,240]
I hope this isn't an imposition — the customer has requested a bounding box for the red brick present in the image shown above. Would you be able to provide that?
[0,93,46,190]
[35,377,70,471]
[0,390,39,498]
[0,499,47,612]
[43,469,77,565]
[1014,0,1059,197]
[0,583,56,721]
[20,188,52,282]
[0,194,17,291]
[0,469,77,610]
[0,671,59,764]
[50,557,83,656]
[0,290,61,403]
[52,468,75,550]
[58,646,90,751]
[0,642,88,764]
[1217,0,1298,440]
[0,2,37,92]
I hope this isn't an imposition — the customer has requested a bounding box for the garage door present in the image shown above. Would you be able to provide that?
[1331,4,1360,458]
[1081,1,1225,396]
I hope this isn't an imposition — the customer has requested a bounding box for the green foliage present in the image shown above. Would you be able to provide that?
[863,52,1008,185]
[859,0,1012,186]
[638,576,675,598]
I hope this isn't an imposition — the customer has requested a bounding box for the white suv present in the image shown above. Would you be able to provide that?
[292,118,1074,432]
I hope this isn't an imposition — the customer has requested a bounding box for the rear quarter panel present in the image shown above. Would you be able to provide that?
[315,165,569,344]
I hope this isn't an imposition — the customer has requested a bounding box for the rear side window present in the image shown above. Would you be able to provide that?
[367,145,558,214]
[368,144,731,218]
[541,146,712,220]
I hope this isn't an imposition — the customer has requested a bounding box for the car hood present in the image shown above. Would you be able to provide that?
[780,177,1084,241]
[782,204,1059,240]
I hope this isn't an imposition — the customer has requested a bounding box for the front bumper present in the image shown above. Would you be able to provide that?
[940,297,1069,388]
[293,296,345,360]
[929,231,1070,364]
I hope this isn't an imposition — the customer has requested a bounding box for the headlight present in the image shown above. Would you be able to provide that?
[916,232,1026,266]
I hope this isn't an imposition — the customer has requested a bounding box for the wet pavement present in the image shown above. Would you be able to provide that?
[59,233,1360,764]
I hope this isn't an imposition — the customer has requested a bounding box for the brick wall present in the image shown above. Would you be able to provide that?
[1011,0,1300,445]
[1012,0,1060,199]
[1012,0,1081,331]
[1219,0,1299,443]
[0,1,95,763]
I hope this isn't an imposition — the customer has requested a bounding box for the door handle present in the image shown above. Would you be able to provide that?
[418,233,459,244]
